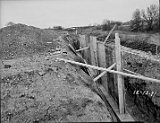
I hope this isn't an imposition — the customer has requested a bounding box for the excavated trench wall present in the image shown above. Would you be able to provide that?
[77,34,160,122]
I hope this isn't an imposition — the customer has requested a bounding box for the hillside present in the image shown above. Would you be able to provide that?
[0,24,67,60]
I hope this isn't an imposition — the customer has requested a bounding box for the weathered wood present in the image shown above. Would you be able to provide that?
[90,36,98,76]
[85,35,91,64]
[57,58,160,83]
[97,42,108,92]
[78,35,86,58]
[76,46,89,52]
[94,63,116,82]
[78,35,95,77]
[115,33,125,114]
[112,46,118,102]
[103,24,117,45]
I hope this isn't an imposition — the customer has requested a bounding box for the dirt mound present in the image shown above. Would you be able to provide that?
[0,24,61,60]
[1,25,114,122]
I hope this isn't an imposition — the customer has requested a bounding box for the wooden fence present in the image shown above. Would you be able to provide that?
[57,31,160,120]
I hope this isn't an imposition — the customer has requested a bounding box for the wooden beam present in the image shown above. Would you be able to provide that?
[115,33,125,114]
[123,68,141,76]
[76,46,89,52]
[97,42,108,92]
[94,71,107,82]
[90,36,98,75]
[56,58,160,83]
[103,24,117,45]
[94,63,116,82]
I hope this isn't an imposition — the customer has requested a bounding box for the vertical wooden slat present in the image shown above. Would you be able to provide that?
[112,47,118,102]
[78,34,95,77]
[115,33,125,114]
[97,42,108,93]
[90,36,98,66]
[84,35,90,63]
[79,35,86,58]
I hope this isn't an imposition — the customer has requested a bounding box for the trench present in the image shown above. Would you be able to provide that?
[124,77,160,122]
[69,34,160,122]
[67,35,120,122]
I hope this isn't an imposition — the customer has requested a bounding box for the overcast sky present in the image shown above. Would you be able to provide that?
[0,0,159,28]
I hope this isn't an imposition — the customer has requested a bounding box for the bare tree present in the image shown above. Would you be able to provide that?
[102,19,111,31]
[130,9,142,31]
[141,4,159,31]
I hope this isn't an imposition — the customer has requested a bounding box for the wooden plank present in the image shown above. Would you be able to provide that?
[97,42,108,92]
[103,24,117,45]
[94,63,116,82]
[78,35,86,58]
[76,46,89,52]
[90,36,98,76]
[90,36,98,66]
[78,35,95,77]
[85,35,91,63]
[56,58,160,83]
[115,33,125,114]
[111,47,118,101]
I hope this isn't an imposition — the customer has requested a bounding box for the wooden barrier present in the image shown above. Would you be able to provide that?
[90,36,98,76]
[76,34,160,117]
[57,58,160,83]
[97,42,108,92]
[115,33,125,114]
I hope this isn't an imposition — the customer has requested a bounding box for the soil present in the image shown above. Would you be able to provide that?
[0,24,113,122]
[122,52,160,123]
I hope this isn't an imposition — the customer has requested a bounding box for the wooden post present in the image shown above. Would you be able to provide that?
[90,36,98,76]
[97,42,108,92]
[112,46,118,103]
[103,24,117,45]
[79,35,86,58]
[57,58,160,83]
[85,35,91,64]
[115,33,125,114]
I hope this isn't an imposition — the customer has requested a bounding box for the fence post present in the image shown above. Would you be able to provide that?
[97,42,108,93]
[115,33,125,114]
[90,36,98,76]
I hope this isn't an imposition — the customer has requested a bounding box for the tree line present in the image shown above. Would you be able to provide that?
[101,4,159,32]
[131,4,159,32]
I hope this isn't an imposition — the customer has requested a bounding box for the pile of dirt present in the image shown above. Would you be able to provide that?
[0,24,63,60]
[1,24,114,122]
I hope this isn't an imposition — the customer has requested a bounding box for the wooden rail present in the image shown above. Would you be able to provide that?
[76,46,89,52]
[93,63,116,82]
[56,58,160,83]
[115,33,125,114]
[103,24,117,45]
